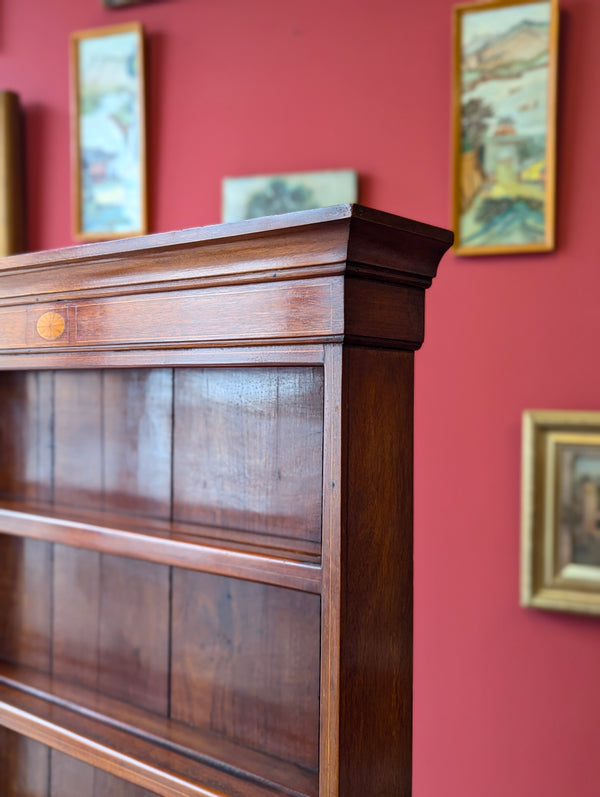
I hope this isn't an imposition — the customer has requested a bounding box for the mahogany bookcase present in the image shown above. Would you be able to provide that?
[0,205,452,796]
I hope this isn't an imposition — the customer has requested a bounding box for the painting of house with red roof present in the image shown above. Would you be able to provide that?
[453,0,558,255]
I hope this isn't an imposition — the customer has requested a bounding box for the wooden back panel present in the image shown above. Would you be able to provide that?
[0,729,160,796]
[1,367,323,544]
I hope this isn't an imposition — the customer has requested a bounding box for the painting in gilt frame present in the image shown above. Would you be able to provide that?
[0,91,26,256]
[70,23,147,241]
[452,0,559,255]
[521,411,600,615]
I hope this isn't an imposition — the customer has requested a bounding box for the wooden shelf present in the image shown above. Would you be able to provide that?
[0,662,318,797]
[0,206,453,794]
[0,499,321,594]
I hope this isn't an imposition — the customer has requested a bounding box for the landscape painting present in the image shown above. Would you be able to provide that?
[222,169,358,223]
[452,0,558,255]
[71,23,147,240]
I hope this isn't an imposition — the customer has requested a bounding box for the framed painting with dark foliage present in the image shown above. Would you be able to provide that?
[104,0,150,7]
[222,169,358,223]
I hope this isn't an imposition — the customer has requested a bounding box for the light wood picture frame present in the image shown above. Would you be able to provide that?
[521,410,600,615]
[452,0,559,256]
[70,23,147,241]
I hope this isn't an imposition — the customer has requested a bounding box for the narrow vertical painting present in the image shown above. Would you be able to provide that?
[71,23,147,240]
[452,0,559,255]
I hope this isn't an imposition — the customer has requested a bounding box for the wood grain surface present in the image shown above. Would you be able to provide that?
[0,207,452,794]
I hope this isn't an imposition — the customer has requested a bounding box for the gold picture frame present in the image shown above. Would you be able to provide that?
[70,23,147,241]
[452,0,559,255]
[0,91,26,256]
[521,410,600,615]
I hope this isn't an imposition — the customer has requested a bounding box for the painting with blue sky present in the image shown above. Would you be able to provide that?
[453,0,558,255]
[72,23,146,239]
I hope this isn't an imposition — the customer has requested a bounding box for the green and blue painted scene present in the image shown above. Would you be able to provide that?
[78,29,143,235]
[458,1,553,251]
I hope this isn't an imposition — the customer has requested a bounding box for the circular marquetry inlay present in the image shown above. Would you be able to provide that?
[36,310,66,341]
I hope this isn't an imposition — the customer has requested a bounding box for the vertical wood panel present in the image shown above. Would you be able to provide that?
[54,370,103,509]
[171,570,321,771]
[318,344,343,797]
[53,370,103,697]
[50,748,95,796]
[173,367,323,542]
[0,371,53,502]
[52,546,101,690]
[102,369,173,519]
[0,728,49,796]
[52,370,171,714]
[97,555,170,715]
[339,346,414,797]
[0,536,52,671]
[52,550,170,714]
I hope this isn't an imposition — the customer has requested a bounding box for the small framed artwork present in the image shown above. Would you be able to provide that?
[521,410,600,615]
[452,0,559,255]
[0,91,26,256]
[104,1,150,6]
[222,169,358,223]
[70,23,147,240]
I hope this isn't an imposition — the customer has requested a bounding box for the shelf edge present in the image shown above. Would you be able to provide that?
[0,506,322,594]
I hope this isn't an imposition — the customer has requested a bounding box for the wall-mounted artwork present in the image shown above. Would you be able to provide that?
[104,0,150,7]
[70,23,147,240]
[452,0,559,255]
[222,169,358,223]
[521,410,600,615]
[0,91,26,256]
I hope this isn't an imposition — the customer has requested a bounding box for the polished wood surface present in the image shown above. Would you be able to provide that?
[0,728,48,796]
[171,571,321,770]
[51,748,159,796]
[0,499,322,592]
[0,372,53,502]
[0,662,317,797]
[0,206,452,794]
[339,347,415,795]
[173,367,323,541]
[0,537,52,672]
[0,205,452,361]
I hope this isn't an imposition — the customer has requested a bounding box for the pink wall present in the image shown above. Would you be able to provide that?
[3,1,600,795]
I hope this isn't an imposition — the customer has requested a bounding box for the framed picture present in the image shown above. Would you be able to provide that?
[222,169,358,223]
[0,91,26,256]
[104,0,150,6]
[452,0,559,255]
[70,23,147,240]
[521,410,600,615]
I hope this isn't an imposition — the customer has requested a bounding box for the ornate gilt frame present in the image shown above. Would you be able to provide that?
[521,410,600,615]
